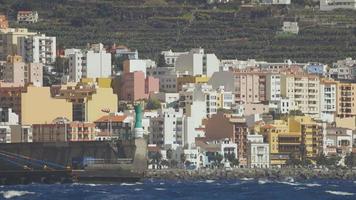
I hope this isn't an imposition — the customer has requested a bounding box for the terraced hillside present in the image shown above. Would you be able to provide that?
[1,0,356,63]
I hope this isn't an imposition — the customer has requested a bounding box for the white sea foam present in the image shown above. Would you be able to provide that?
[258,179,270,185]
[277,181,301,186]
[159,182,165,185]
[305,183,321,187]
[240,178,254,181]
[135,182,143,185]
[120,183,137,186]
[325,190,354,196]
[134,188,143,191]
[205,180,215,183]
[0,190,35,199]
[154,188,166,191]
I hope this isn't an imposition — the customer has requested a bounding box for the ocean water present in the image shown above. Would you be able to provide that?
[0,179,355,200]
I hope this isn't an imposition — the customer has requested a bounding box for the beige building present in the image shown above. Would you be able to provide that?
[233,71,266,104]
[32,122,97,142]
[0,28,37,60]
[281,74,320,118]
[21,86,72,125]
[3,55,43,86]
[336,82,356,118]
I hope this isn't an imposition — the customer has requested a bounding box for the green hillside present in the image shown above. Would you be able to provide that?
[1,0,356,63]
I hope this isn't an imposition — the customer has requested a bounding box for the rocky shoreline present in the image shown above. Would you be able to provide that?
[145,168,356,181]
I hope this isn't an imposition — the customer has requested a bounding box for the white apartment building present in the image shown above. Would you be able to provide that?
[179,84,217,117]
[246,134,270,168]
[266,74,281,101]
[67,44,111,82]
[281,74,320,118]
[282,22,299,34]
[17,11,38,23]
[320,79,337,123]
[320,0,356,11]
[123,59,156,77]
[68,50,84,82]
[184,101,207,147]
[147,66,178,93]
[161,49,189,67]
[175,48,220,77]
[86,44,111,78]
[149,108,184,148]
[17,34,56,66]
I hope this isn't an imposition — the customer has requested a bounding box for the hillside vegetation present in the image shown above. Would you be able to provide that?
[1,0,356,63]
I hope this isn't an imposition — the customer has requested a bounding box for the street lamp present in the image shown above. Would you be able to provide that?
[101,108,111,139]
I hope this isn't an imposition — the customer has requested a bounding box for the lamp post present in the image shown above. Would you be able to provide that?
[101,108,111,139]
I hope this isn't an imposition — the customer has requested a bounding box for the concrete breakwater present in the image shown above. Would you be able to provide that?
[145,168,356,181]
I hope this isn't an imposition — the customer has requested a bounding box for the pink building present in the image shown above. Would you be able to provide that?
[120,71,159,101]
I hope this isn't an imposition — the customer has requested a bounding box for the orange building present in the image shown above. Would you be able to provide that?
[0,15,8,29]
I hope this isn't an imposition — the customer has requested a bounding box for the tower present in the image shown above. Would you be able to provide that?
[134,104,144,138]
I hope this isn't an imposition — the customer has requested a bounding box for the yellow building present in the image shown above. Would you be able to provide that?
[262,116,322,166]
[80,78,112,88]
[176,75,209,92]
[336,82,356,118]
[56,81,117,122]
[21,86,72,125]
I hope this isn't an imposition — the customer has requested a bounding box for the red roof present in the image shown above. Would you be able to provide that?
[95,115,127,123]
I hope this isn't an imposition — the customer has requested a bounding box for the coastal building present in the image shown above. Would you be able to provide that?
[53,81,117,122]
[336,81,356,118]
[17,34,56,66]
[205,112,249,166]
[123,59,156,77]
[233,71,267,104]
[3,55,43,86]
[32,121,97,142]
[280,74,320,118]
[17,11,38,23]
[9,125,32,143]
[266,74,281,101]
[262,116,323,166]
[323,126,354,156]
[21,86,73,125]
[183,101,206,147]
[175,48,219,77]
[94,113,133,140]
[179,83,221,117]
[246,134,270,168]
[149,108,184,148]
[320,79,337,122]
